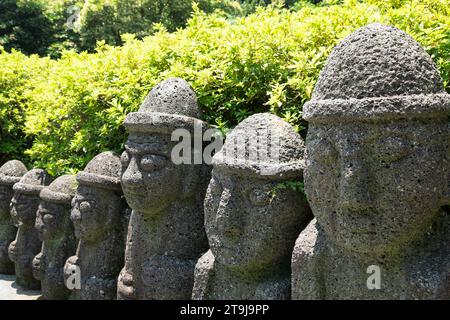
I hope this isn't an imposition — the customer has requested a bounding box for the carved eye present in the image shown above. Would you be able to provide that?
[121,151,130,167]
[140,154,167,172]
[79,201,93,213]
[375,136,409,163]
[310,139,337,164]
[249,188,271,206]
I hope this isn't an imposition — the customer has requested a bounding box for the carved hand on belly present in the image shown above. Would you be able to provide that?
[117,268,135,300]
[8,240,17,262]
[32,252,44,280]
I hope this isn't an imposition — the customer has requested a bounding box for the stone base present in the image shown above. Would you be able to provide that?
[0,274,41,300]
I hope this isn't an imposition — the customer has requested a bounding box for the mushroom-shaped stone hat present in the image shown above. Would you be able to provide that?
[0,160,28,186]
[40,175,77,205]
[13,169,52,195]
[76,151,122,191]
[213,113,304,180]
[303,23,450,123]
[124,78,206,133]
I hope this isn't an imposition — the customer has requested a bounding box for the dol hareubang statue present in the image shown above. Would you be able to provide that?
[117,78,210,299]
[0,160,28,274]
[192,113,312,299]
[33,175,77,300]
[292,24,450,299]
[9,168,52,289]
[64,151,127,300]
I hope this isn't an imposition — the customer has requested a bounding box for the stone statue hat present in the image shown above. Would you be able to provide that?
[0,160,28,186]
[212,113,304,180]
[303,23,450,123]
[76,151,122,191]
[40,175,77,205]
[13,169,52,195]
[124,78,206,133]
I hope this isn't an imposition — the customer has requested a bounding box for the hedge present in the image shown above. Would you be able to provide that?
[0,0,449,175]
[0,50,53,165]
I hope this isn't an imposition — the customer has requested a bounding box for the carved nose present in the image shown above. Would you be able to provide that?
[71,208,81,222]
[122,158,143,186]
[339,159,372,211]
[35,212,43,229]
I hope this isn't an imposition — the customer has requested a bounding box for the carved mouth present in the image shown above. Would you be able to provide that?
[123,186,146,197]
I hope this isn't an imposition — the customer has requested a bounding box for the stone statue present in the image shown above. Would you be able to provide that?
[292,23,450,299]
[64,151,127,300]
[192,113,312,299]
[9,168,52,289]
[33,175,77,299]
[117,78,210,299]
[0,160,28,274]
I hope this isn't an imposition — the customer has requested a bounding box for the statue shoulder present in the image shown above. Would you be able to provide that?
[292,218,326,263]
[192,249,215,300]
[291,218,327,300]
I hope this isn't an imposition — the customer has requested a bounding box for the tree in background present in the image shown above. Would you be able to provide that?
[0,0,54,56]
[0,0,306,56]
[43,0,84,58]
[75,0,121,51]
[0,0,84,57]
[75,0,242,51]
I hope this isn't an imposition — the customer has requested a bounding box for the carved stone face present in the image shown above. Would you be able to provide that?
[205,168,306,268]
[71,185,120,242]
[35,200,67,241]
[121,132,184,214]
[10,193,40,227]
[305,120,448,254]
[0,185,13,218]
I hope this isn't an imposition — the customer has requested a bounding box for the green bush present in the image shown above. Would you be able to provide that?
[0,49,52,166]
[0,0,449,175]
